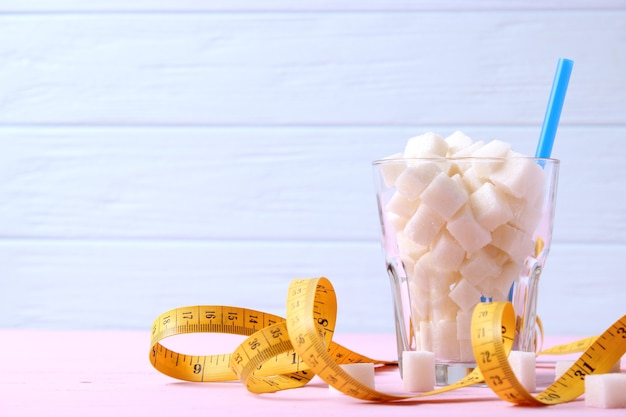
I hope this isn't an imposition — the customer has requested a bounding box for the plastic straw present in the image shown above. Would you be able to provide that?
[535,58,574,158]
[508,58,574,304]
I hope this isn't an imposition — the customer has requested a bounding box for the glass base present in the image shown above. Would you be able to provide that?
[435,363,476,386]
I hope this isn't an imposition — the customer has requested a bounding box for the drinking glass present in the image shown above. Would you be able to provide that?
[372,156,559,385]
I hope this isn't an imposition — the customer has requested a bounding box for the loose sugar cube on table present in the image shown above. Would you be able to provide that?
[402,351,435,392]
[585,374,626,409]
[329,363,375,394]
[554,360,575,379]
[508,351,536,392]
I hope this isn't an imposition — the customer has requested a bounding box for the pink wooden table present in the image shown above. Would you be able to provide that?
[1,330,623,416]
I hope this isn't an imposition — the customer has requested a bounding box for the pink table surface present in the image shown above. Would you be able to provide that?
[0,330,624,417]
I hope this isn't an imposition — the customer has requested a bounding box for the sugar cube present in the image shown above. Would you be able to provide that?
[408,286,429,321]
[422,260,459,294]
[378,153,404,187]
[396,232,428,261]
[450,140,485,158]
[491,223,534,264]
[445,131,474,156]
[507,195,543,233]
[410,261,431,292]
[429,230,465,272]
[456,310,473,340]
[420,172,469,221]
[433,320,460,361]
[430,289,460,322]
[508,350,536,392]
[469,182,514,231]
[555,360,575,379]
[446,205,491,255]
[448,278,482,312]
[419,321,433,352]
[491,156,545,200]
[402,351,436,392]
[404,132,448,158]
[387,212,409,233]
[585,374,626,408]
[385,191,420,218]
[404,204,445,246]
[395,161,442,200]
[329,363,375,394]
[509,151,547,206]
[471,140,511,178]
[459,248,502,287]
[472,139,512,158]
[490,261,522,296]
[458,339,475,362]
[459,167,483,193]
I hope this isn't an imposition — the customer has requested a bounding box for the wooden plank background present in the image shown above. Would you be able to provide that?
[1,1,625,336]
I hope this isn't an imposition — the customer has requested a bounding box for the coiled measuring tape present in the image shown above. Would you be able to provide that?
[149,277,626,404]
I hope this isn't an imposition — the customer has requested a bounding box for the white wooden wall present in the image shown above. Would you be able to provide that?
[1,1,625,337]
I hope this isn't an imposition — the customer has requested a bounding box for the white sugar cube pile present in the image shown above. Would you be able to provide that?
[379,132,547,360]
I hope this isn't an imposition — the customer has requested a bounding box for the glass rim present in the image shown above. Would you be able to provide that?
[372,156,560,165]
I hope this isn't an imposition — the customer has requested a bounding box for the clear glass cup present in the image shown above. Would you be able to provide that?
[372,156,559,385]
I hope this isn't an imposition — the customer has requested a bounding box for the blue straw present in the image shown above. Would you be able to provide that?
[508,58,574,304]
[535,58,574,158]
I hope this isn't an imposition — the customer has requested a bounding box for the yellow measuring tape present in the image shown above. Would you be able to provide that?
[149,277,626,404]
